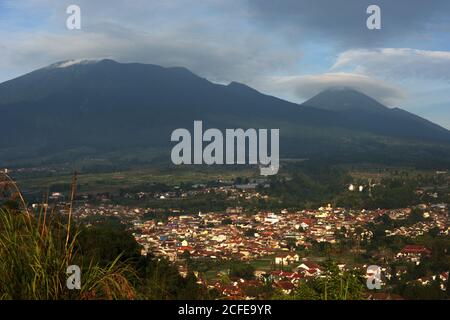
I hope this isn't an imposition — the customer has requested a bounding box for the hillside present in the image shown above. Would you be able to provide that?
[1,59,450,169]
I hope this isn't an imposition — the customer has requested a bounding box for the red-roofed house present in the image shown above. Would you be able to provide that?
[274,252,300,266]
[297,261,322,277]
[396,245,431,263]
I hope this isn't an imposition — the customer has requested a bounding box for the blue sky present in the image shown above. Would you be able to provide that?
[1,0,450,128]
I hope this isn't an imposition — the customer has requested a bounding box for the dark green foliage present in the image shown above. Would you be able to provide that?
[244,228,257,237]
[275,263,365,300]
[77,221,141,267]
[0,208,136,300]
[401,281,446,300]
[221,218,233,225]
[136,256,207,300]
[229,262,255,280]
[75,220,208,299]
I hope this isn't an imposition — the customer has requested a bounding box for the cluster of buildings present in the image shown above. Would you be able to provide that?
[40,186,448,299]
[130,204,448,262]
[133,207,361,261]
[210,260,325,298]
[56,200,448,268]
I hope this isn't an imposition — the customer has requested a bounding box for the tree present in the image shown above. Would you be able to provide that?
[229,262,255,280]
[273,263,365,300]
[408,208,424,224]
[428,227,440,238]
[177,272,206,299]
[221,218,232,225]
[77,221,141,266]
[292,282,319,300]
[181,249,191,261]
[402,281,446,300]
[311,263,365,300]
[244,228,257,237]
[286,238,297,250]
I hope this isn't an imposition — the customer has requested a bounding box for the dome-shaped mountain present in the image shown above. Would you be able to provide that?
[302,87,389,113]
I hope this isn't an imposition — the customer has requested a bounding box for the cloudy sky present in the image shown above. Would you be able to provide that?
[1,0,450,128]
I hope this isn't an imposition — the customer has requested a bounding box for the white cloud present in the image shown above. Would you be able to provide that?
[332,48,450,81]
[0,24,298,84]
[257,72,405,106]
[0,0,448,126]
[246,0,450,49]
[0,0,299,84]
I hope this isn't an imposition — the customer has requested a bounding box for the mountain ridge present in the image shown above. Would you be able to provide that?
[1,59,450,168]
[301,87,390,113]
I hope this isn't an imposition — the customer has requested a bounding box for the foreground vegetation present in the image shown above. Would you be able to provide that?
[0,206,136,300]
[1,166,448,300]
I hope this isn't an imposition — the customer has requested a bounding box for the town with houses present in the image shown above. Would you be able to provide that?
[5,166,448,300]
[58,192,449,299]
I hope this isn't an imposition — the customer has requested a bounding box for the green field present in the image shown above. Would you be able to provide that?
[15,166,258,193]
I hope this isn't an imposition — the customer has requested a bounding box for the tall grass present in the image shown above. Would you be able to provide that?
[0,172,137,300]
